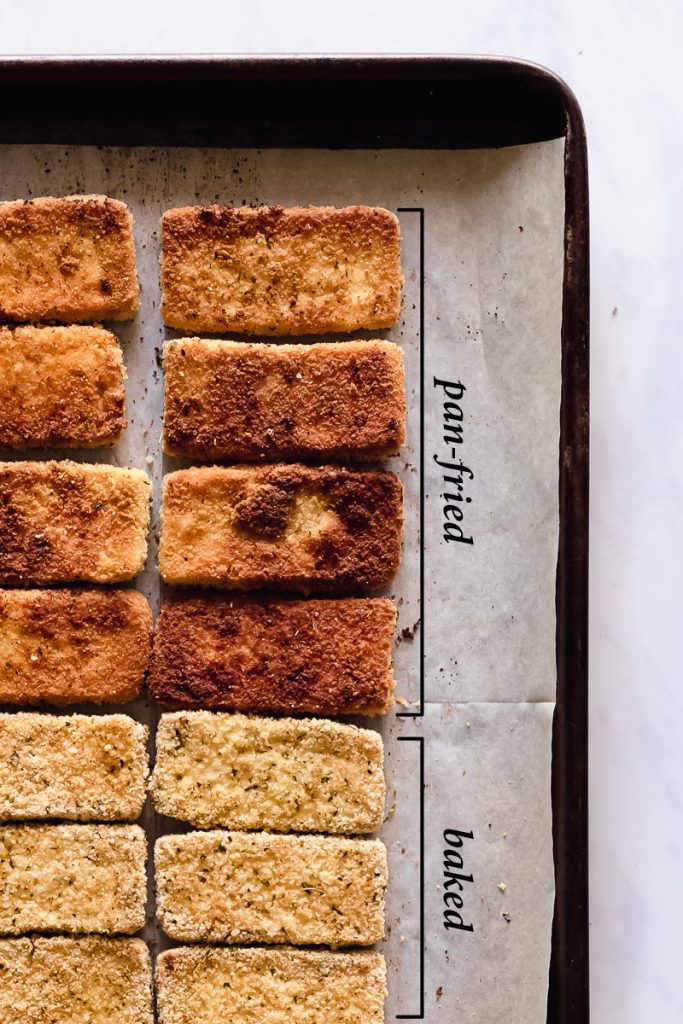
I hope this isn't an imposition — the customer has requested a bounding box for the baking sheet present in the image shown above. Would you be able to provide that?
[0,139,565,1023]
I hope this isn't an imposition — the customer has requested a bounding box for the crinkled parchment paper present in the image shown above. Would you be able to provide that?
[0,138,564,1024]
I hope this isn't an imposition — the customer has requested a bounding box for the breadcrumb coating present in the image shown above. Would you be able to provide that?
[151,711,384,833]
[161,204,402,335]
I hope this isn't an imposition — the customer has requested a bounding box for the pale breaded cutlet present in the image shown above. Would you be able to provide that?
[151,711,384,834]
[0,588,152,706]
[0,713,148,822]
[0,823,146,935]
[155,830,387,946]
[156,946,386,1024]
[159,463,403,593]
[0,325,126,449]
[0,936,153,1024]
[163,337,405,462]
[0,460,151,585]
[161,205,402,335]
[148,594,396,715]
[0,195,139,323]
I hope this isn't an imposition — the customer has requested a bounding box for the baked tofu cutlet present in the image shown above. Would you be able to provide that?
[163,338,405,462]
[0,936,153,1024]
[156,947,386,1024]
[0,588,152,705]
[0,714,148,822]
[0,326,126,448]
[0,195,139,323]
[148,594,396,716]
[155,831,387,945]
[0,823,146,935]
[159,464,402,592]
[0,461,151,585]
[161,205,402,335]
[151,711,384,834]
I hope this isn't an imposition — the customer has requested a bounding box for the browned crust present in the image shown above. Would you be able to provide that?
[159,463,403,593]
[155,946,386,1024]
[149,594,396,715]
[0,195,139,323]
[163,337,405,462]
[0,461,151,585]
[0,588,152,705]
[161,205,402,335]
[0,325,126,449]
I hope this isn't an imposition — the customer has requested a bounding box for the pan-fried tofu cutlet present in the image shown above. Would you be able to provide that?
[151,711,384,834]
[0,936,153,1024]
[159,464,402,592]
[0,326,126,449]
[156,946,387,1024]
[0,823,146,935]
[0,588,151,705]
[161,204,402,335]
[163,338,405,462]
[148,594,396,716]
[155,830,387,946]
[0,461,151,585]
[0,714,148,822]
[0,195,139,323]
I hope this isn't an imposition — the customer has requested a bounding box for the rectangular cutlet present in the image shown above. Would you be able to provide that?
[0,713,148,822]
[148,594,396,715]
[163,338,405,462]
[159,464,402,593]
[0,823,146,935]
[0,460,151,585]
[156,946,386,1024]
[161,204,402,335]
[151,711,384,834]
[0,326,126,448]
[0,588,152,705]
[0,195,139,322]
[0,936,153,1024]
[155,831,387,945]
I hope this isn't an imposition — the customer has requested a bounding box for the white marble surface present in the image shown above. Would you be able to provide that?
[2,2,682,1020]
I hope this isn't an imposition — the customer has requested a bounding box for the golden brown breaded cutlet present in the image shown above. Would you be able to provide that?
[0,195,139,323]
[0,936,153,1024]
[0,460,151,585]
[151,711,384,834]
[159,463,403,593]
[0,823,146,935]
[0,713,148,822]
[148,594,395,715]
[0,588,152,705]
[155,830,387,945]
[0,325,126,449]
[156,946,386,1024]
[163,337,405,462]
[161,205,402,335]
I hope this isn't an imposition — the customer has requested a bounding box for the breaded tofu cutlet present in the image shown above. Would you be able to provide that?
[0,936,153,1024]
[151,711,384,834]
[0,823,146,935]
[0,713,148,822]
[156,946,387,1024]
[155,830,387,946]
[163,337,405,462]
[159,463,403,592]
[148,594,396,715]
[0,588,152,705]
[0,325,126,448]
[161,205,402,335]
[0,195,139,322]
[0,461,151,585]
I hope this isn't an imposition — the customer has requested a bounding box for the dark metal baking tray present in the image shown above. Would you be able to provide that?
[0,54,589,1024]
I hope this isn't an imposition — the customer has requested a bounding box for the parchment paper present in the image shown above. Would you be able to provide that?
[0,139,565,1024]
